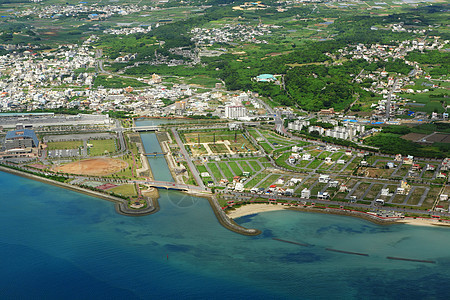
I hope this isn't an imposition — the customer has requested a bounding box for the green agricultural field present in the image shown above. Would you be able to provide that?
[47,140,83,150]
[88,139,117,156]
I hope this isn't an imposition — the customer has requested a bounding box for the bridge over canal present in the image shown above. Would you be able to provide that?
[134,180,208,193]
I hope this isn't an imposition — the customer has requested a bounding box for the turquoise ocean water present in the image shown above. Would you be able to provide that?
[2,171,450,299]
[1,124,450,299]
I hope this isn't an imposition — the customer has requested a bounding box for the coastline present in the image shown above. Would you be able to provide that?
[4,164,450,233]
[226,203,450,227]
[0,165,159,217]
[0,164,259,235]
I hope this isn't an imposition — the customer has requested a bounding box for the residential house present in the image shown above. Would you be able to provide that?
[381,188,390,196]
[276,178,285,185]
[329,180,339,188]
[412,164,421,171]
[403,155,414,165]
[235,182,244,192]
[426,164,435,172]
[317,192,330,200]
[339,185,349,193]
[288,178,302,186]
[318,174,330,183]
[386,162,395,169]
[301,188,311,199]
[285,188,294,196]
[302,153,312,161]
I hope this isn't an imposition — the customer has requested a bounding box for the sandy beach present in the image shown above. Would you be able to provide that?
[226,203,450,228]
[227,204,288,219]
[398,218,450,227]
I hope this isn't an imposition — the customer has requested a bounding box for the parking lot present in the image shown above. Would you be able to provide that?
[48,149,80,158]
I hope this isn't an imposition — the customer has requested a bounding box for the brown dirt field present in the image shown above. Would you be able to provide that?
[401,133,426,141]
[426,133,450,143]
[54,158,127,176]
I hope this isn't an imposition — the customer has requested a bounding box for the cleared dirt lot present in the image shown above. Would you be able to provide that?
[53,158,127,176]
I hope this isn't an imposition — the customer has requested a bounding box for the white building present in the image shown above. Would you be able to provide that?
[318,174,330,183]
[301,188,311,199]
[225,105,247,119]
[288,119,310,131]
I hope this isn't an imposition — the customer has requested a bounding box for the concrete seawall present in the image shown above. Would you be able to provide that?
[207,195,261,236]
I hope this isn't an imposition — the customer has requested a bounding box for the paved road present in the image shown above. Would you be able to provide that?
[223,191,450,218]
[171,128,206,190]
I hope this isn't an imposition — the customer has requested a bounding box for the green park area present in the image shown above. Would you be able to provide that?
[181,130,256,155]
[93,75,148,88]
[88,139,117,156]
[109,184,137,197]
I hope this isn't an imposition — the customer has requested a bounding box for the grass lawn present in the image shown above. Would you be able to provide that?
[248,160,262,171]
[218,162,234,181]
[88,139,117,156]
[110,184,137,197]
[260,142,273,153]
[207,163,223,181]
[188,144,208,156]
[209,143,229,154]
[244,172,269,188]
[331,152,344,160]
[259,174,282,189]
[228,161,243,176]
[238,161,253,173]
[183,130,256,152]
[308,159,322,169]
[47,140,83,150]
[318,151,332,159]
[197,164,208,174]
